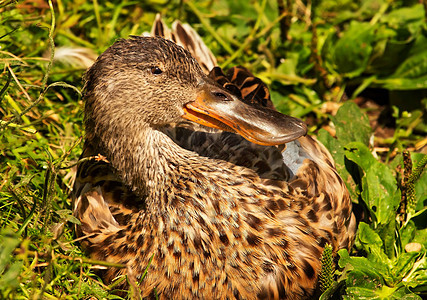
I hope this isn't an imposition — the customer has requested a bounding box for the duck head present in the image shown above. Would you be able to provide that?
[83,36,307,148]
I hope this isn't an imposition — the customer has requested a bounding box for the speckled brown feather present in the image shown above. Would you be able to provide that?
[73,21,356,300]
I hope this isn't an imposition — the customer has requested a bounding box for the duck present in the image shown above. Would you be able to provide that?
[72,17,357,300]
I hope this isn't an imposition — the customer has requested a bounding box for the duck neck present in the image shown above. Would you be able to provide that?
[109,126,197,211]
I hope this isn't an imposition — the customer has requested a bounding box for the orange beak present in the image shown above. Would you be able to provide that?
[182,82,307,146]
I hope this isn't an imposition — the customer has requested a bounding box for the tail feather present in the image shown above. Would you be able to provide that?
[151,14,217,74]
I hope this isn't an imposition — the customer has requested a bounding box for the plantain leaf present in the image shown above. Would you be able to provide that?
[330,21,376,78]
[373,35,427,90]
[338,248,424,300]
[318,101,372,201]
[344,142,401,225]
[331,102,372,146]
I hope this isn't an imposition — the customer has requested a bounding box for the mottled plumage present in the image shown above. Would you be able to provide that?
[73,19,356,300]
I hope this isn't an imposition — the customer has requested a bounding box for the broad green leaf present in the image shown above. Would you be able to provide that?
[331,21,376,78]
[358,222,385,252]
[331,101,372,146]
[344,142,401,225]
[317,129,359,201]
[317,102,372,201]
[399,294,423,300]
[338,249,388,298]
[376,77,427,91]
[338,249,385,281]
[374,45,427,90]
[368,3,425,80]
[357,223,393,282]
[368,26,414,75]
[381,4,425,36]
[392,252,421,282]
[339,249,424,299]
[343,285,416,300]
[377,220,397,259]
[400,221,417,249]
[412,229,427,249]
[401,255,427,290]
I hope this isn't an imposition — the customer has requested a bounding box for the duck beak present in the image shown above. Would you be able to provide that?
[182,83,307,146]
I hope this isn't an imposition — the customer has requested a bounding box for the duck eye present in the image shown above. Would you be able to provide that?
[150,66,163,75]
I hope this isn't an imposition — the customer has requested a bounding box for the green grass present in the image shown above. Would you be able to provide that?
[1,0,426,299]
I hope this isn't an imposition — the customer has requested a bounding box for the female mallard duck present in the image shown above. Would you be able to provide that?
[73,19,356,300]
